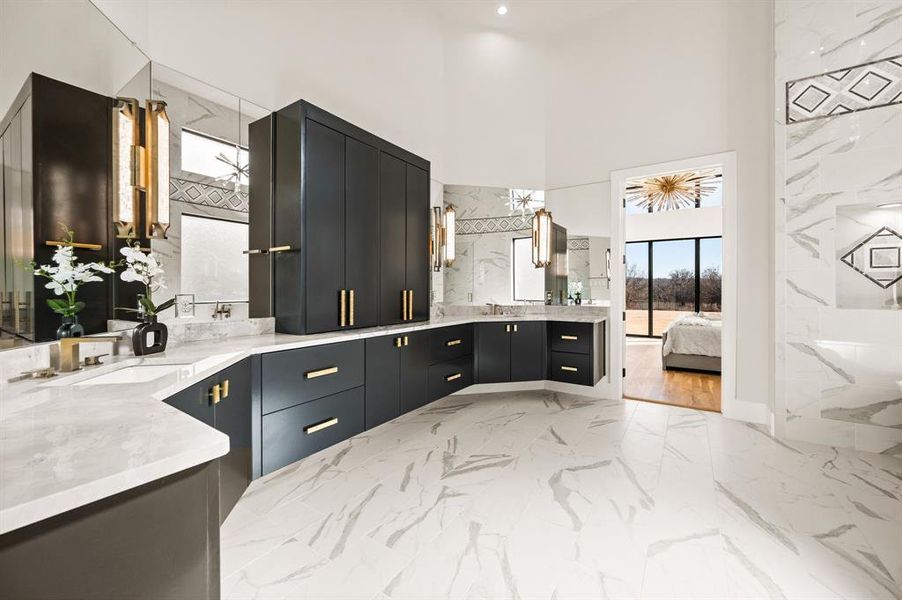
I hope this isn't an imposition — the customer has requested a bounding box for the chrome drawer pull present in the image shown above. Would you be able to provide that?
[561,335,578,341]
[306,366,339,379]
[305,417,339,434]
[446,372,462,382]
[446,339,462,347]
[561,366,578,372]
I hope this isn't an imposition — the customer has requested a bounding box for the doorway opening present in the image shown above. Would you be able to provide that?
[610,153,737,414]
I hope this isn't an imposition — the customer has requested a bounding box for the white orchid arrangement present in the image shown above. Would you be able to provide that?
[118,241,174,317]
[568,281,584,297]
[27,226,118,317]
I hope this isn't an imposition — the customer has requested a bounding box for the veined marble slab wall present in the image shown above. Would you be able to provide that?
[775,0,902,457]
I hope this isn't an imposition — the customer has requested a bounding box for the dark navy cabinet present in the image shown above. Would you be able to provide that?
[163,358,251,523]
[548,320,606,387]
[475,321,545,383]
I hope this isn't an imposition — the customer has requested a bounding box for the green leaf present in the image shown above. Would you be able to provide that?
[72,301,85,314]
[138,296,156,315]
[155,298,176,313]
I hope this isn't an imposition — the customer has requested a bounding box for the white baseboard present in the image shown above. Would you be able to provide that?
[453,379,614,399]
[722,398,769,425]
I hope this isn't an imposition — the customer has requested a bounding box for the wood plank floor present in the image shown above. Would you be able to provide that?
[623,340,721,412]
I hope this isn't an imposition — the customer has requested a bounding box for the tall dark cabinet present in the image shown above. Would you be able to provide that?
[250,100,430,335]
[0,74,114,342]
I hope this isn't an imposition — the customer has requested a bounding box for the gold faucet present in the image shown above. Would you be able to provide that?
[56,336,122,373]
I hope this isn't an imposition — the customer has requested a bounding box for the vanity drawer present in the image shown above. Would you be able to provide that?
[429,324,473,364]
[427,356,473,402]
[262,386,365,475]
[549,321,594,355]
[550,351,593,386]
[261,340,364,414]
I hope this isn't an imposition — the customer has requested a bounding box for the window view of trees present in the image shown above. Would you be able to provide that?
[625,237,722,337]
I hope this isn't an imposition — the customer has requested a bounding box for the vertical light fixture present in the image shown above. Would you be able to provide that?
[443,205,456,267]
[112,98,142,238]
[145,99,170,238]
[431,207,443,271]
[532,208,552,268]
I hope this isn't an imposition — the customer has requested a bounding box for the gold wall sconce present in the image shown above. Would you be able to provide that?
[112,97,171,239]
[432,205,456,271]
[532,208,552,268]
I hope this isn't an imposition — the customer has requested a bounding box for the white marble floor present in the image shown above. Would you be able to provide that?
[221,391,902,600]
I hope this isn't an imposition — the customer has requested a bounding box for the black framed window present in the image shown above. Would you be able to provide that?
[626,236,722,338]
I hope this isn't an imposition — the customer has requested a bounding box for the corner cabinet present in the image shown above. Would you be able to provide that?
[475,321,546,383]
[250,100,430,335]
[163,358,252,524]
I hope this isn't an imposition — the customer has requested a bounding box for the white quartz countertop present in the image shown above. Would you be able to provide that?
[0,313,605,535]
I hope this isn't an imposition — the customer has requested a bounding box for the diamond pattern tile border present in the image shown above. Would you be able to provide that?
[457,215,532,235]
[786,54,902,124]
[169,178,249,213]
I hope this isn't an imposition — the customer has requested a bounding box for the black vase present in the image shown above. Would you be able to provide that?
[132,315,168,356]
[574,293,582,305]
[56,316,85,339]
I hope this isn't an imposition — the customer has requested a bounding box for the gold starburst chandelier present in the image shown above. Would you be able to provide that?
[625,170,719,212]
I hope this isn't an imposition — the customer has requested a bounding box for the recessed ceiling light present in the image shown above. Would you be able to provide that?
[877,201,902,208]
[497,5,508,15]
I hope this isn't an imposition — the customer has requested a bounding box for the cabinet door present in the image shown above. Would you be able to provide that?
[400,330,430,413]
[475,322,511,383]
[405,164,429,322]
[510,322,546,382]
[365,335,401,429]
[213,359,252,524]
[164,381,214,427]
[304,119,345,334]
[379,152,407,325]
[345,137,379,329]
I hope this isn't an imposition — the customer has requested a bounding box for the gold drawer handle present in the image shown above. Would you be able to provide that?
[222,379,229,399]
[45,240,102,251]
[561,366,578,372]
[446,372,462,382]
[268,245,293,253]
[394,337,403,348]
[209,383,222,404]
[446,339,462,347]
[305,417,339,434]
[561,335,578,341]
[306,366,339,379]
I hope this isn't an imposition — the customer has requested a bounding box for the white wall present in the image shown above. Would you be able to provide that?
[545,0,774,412]
[545,183,610,238]
[441,29,546,189]
[0,0,148,119]
[626,207,723,242]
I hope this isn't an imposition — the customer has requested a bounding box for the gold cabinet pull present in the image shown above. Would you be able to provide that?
[268,245,292,253]
[305,417,339,434]
[445,372,462,382]
[505,324,511,333]
[45,240,102,251]
[306,366,339,379]
[446,339,462,347]
[512,324,518,333]
[242,248,265,255]
[340,289,347,327]
[394,337,403,348]
[221,379,229,399]
[349,289,355,326]
[561,366,578,372]
[209,383,222,404]
[403,335,409,347]
[401,289,407,321]
[408,290,414,320]
[561,335,578,341]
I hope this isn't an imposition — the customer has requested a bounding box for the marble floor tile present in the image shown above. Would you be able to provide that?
[223,390,902,599]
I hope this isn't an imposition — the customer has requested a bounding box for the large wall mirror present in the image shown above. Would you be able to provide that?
[443,185,611,307]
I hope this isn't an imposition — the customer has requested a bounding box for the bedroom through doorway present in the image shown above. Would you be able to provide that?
[621,166,724,412]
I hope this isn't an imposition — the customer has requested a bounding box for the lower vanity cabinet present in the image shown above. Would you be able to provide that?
[475,321,545,383]
[163,358,251,524]
[427,356,473,401]
[261,386,365,474]
[364,330,430,429]
[548,321,606,387]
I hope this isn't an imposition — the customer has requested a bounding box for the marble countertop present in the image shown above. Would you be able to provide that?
[0,313,606,535]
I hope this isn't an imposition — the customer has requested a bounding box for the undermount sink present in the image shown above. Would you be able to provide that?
[40,362,190,387]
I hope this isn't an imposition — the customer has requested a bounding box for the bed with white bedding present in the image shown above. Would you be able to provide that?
[661,314,722,373]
